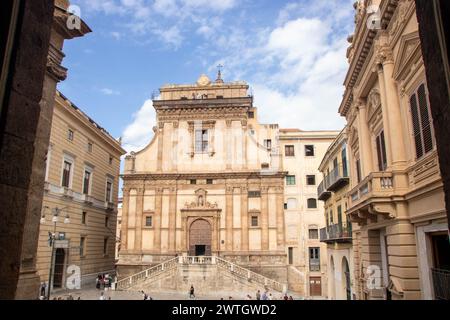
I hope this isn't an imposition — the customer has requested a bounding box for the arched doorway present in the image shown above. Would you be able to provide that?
[329,255,336,299]
[342,257,351,300]
[189,219,212,256]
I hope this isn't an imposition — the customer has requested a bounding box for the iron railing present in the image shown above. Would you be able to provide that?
[320,222,352,242]
[431,268,450,300]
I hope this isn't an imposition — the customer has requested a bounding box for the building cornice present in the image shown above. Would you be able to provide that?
[122,171,289,181]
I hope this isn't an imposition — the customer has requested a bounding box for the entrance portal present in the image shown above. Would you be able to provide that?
[53,248,66,288]
[189,219,212,256]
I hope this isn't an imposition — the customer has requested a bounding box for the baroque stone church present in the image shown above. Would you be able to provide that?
[118,73,336,295]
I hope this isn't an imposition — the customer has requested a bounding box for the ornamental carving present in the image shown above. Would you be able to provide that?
[374,43,394,65]
[184,189,219,209]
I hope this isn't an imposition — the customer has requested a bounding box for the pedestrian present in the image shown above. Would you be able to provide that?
[142,291,148,300]
[256,290,261,300]
[245,294,252,300]
[40,282,46,298]
[189,285,195,299]
[289,296,294,300]
[261,291,268,300]
[228,296,233,300]
[283,293,288,300]
[67,294,74,300]
[77,297,81,300]
[268,293,273,300]
[96,275,101,290]
[99,291,106,300]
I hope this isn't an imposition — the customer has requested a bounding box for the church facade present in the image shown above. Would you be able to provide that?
[118,74,336,293]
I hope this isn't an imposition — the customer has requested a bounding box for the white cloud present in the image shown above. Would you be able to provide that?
[110,31,122,40]
[154,26,184,48]
[122,99,156,152]
[101,88,121,95]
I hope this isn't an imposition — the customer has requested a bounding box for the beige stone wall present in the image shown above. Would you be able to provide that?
[37,93,125,289]
[339,0,447,300]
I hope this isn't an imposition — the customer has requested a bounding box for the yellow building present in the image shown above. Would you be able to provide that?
[339,0,448,300]
[37,92,125,292]
[317,128,353,300]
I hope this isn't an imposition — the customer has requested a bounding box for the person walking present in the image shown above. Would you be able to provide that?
[261,291,268,300]
[40,282,46,298]
[256,290,261,300]
[96,275,101,290]
[99,291,106,300]
[189,285,195,299]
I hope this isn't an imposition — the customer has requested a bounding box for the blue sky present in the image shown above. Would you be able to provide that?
[58,0,355,153]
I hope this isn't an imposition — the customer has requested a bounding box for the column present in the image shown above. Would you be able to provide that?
[261,187,269,250]
[154,188,162,250]
[241,187,249,251]
[168,188,177,252]
[276,187,285,247]
[382,61,407,168]
[225,186,233,251]
[357,102,375,175]
[134,188,144,252]
[242,120,248,169]
[121,189,130,251]
[376,65,394,167]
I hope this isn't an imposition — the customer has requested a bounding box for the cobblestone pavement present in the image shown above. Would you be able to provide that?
[49,286,314,301]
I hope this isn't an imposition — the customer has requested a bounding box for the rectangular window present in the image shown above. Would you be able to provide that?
[80,237,86,257]
[264,139,272,149]
[190,179,197,185]
[81,212,87,225]
[106,180,113,202]
[195,129,209,153]
[87,142,93,153]
[376,130,388,171]
[309,228,319,239]
[285,145,295,157]
[83,170,91,195]
[410,83,434,159]
[62,161,72,188]
[109,156,113,165]
[337,205,343,226]
[145,216,153,227]
[103,238,108,255]
[67,129,74,141]
[356,159,362,183]
[329,209,334,225]
[309,247,320,271]
[306,175,316,185]
[206,179,213,185]
[248,191,261,198]
[105,216,109,227]
[286,175,296,185]
[288,247,294,265]
[251,216,258,227]
[305,145,315,156]
[248,111,254,119]
[307,198,317,209]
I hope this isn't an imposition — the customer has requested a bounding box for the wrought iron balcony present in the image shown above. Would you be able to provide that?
[327,165,349,192]
[320,222,352,243]
[431,268,450,300]
[317,180,331,201]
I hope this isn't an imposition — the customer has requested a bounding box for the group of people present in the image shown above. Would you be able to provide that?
[96,274,113,290]
[254,290,294,300]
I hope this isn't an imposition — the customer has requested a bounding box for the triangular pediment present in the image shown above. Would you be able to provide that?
[393,31,421,81]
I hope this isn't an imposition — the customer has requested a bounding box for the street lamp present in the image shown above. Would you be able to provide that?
[40,206,70,300]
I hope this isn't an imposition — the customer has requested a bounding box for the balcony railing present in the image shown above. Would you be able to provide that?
[327,165,349,192]
[317,180,331,201]
[309,259,320,272]
[349,172,394,207]
[320,222,352,243]
[432,268,450,300]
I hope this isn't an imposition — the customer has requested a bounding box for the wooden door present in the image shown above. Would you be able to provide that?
[309,277,322,296]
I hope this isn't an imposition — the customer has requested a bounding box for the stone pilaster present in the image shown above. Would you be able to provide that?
[261,186,269,250]
[134,188,144,252]
[157,122,164,172]
[275,187,285,247]
[121,189,130,250]
[225,186,233,251]
[240,186,249,251]
[226,120,232,170]
[168,188,177,252]
[154,188,163,250]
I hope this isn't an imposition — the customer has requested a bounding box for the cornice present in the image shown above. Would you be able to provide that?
[122,171,289,181]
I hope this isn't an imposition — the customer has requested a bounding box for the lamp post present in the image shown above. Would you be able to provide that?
[40,206,70,300]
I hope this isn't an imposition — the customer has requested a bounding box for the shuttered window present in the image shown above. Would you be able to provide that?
[375,130,387,171]
[62,161,72,188]
[410,84,434,159]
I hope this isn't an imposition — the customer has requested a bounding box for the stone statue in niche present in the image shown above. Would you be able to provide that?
[198,195,204,207]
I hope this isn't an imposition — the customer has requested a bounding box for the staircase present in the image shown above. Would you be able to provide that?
[115,256,287,293]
